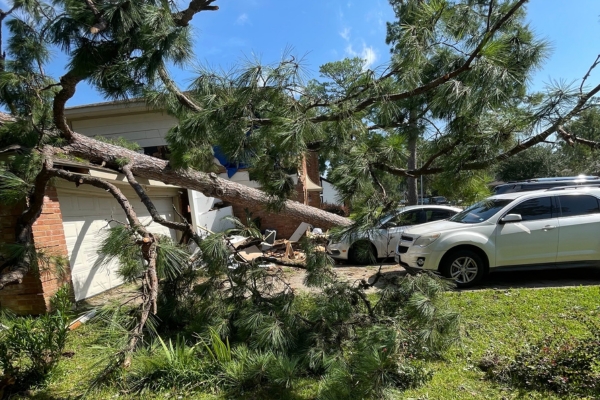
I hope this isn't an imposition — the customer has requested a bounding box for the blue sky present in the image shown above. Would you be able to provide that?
[10,0,600,105]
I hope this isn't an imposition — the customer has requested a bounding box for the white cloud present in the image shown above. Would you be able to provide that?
[345,43,378,70]
[361,46,377,69]
[339,27,351,41]
[236,13,249,25]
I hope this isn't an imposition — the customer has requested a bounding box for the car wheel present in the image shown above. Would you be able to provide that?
[348,241,376,265]
[441,249,485,288]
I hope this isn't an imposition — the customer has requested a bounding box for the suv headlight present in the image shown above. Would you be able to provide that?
[413,233,441,248]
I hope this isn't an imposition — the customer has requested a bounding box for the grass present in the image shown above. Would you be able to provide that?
[15,285,600,399]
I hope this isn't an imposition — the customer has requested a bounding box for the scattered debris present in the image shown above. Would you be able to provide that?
[237,245,263,262]
[223,224,330,268]
[68,309,98,331]
[289,222,312,242]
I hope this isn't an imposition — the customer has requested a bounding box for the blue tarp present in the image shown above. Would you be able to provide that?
[213,146,250,178]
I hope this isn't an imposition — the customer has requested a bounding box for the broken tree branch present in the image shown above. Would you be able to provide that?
[83,0,108,34]
[158,66,203,113]
[121,164,202,245]
[173,0,219,27]
[47,167,159,364]
[58,132,352,229]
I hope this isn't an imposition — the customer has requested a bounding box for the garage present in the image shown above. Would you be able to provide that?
[56,180,179,301]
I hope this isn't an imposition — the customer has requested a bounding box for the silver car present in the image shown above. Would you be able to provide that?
[326,205,461,264]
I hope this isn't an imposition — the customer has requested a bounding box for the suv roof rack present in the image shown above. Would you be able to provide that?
[546,185,600,191]
[526,175,599,182]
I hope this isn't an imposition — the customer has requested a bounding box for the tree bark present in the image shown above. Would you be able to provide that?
[406,109,419,206]
[0,152,52,290]
[60,132,352,229]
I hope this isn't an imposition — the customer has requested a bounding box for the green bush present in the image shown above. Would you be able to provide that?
[126,335,215,393]
[480,323,600,396]
[0,285,72,393]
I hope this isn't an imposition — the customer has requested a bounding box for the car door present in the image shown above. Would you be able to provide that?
[495,196,559,267]
[382,209,425,257]
[556,194,600,263]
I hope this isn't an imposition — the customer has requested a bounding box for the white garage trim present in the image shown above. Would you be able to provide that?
[56,181,180,301]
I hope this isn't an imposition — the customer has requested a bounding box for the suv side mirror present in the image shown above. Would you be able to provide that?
[500,214,522,224]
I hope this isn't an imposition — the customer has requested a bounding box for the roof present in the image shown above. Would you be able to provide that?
[64,99,155,120]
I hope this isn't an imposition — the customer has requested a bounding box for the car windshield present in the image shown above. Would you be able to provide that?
[449,199,512,223]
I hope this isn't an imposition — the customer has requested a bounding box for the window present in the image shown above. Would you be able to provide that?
[428,210,454,222]
[558,195,600,217]
[450,199,512,223]
[508,197,553,221]
[393,210,427,226]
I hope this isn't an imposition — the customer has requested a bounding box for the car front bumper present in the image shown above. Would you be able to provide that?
[326,242,350,260]
[395,246,444,272]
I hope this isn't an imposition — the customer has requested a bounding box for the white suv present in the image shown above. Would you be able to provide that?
[395,187,600,287]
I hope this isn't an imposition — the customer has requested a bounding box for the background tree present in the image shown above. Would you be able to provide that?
[556,107,600,175]
[384,0,547,204]
[495,144,563,181]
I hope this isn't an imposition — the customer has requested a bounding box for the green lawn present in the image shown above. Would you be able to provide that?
[21,284,600,399]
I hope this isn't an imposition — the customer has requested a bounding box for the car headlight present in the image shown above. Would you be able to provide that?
[413,233,441,247]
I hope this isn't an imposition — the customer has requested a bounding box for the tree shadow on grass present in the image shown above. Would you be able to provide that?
[474,266,600,290]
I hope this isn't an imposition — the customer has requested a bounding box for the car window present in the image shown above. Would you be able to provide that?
[392,210,427,226]
[508,197,553,221]
[558,195,600,217]
[450,199,512,223]
[428,210,453,222]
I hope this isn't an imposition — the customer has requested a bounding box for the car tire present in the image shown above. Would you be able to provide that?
[348,241,376,265]
[440,249,485,288]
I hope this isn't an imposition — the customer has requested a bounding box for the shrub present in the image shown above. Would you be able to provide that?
[480,322,600,396]
[0,285,73,393]
[126,335,215,393]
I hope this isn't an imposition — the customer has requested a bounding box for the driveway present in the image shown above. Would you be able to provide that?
[318,262,600,291]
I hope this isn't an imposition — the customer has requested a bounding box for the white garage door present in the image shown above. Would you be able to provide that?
[58,189,178,301]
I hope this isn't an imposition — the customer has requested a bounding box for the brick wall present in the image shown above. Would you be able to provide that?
[305,151,321,208]
[231,202,310,239]
[32,186,72,311]
[0,186,72,315]
[230,151,328,239]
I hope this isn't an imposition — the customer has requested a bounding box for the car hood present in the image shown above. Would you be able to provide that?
[404,220,488,236]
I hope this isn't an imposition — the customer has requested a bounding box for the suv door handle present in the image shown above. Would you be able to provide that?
[543,225,557,231]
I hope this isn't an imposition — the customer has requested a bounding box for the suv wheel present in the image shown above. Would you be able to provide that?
[441,249,485,288]
[348,241,376,265]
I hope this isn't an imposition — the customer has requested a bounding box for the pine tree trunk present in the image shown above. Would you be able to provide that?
[62,133,352,229]
[406,110,419,206]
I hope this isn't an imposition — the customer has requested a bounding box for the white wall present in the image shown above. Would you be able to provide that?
[321,178,341,205]
[70,111,177,148]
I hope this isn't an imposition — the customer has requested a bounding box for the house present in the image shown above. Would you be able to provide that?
[0,100,328,313]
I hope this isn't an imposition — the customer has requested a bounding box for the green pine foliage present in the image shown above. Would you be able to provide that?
[116,223,461,397]
[92,212,461,397]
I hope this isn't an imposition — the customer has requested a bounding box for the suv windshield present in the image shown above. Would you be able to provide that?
[450,199,512,223]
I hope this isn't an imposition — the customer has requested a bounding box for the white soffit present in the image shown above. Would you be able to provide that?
[305,175,323,192]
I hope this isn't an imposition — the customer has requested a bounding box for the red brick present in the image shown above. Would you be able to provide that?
[1,185,73,315]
